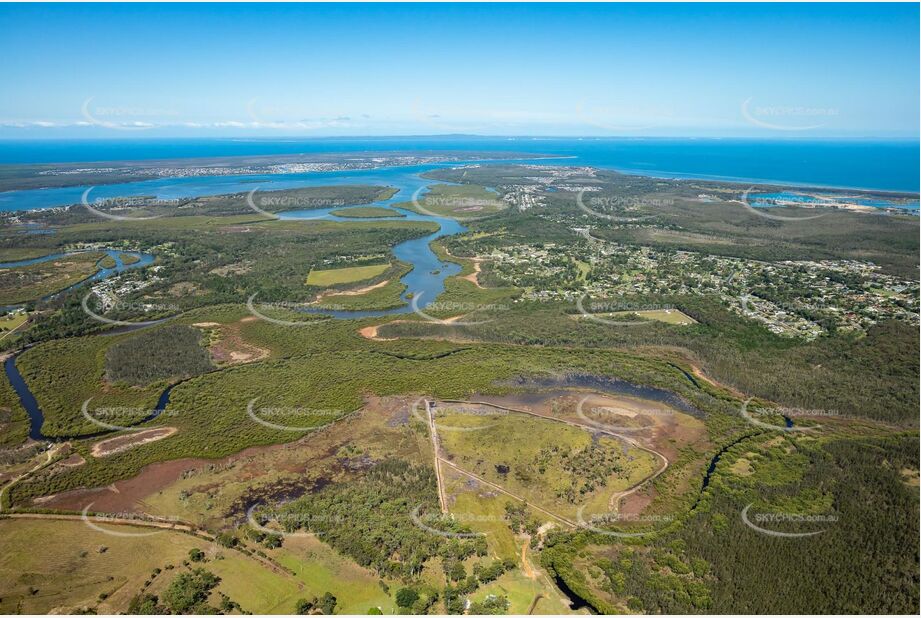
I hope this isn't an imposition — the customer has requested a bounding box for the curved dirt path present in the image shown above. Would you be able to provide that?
[0,444,60,513]
[440,398,671,517]
[689,363,746,398]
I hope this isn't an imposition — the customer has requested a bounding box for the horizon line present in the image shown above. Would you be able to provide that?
[1,134,919,142]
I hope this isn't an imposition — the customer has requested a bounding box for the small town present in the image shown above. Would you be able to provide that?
[482,236,919,339]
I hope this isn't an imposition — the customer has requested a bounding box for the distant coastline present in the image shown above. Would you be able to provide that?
[0,136,917,193]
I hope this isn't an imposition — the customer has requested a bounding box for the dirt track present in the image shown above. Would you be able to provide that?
[438,398,671,516]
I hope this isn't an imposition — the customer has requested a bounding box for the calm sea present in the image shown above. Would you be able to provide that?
[0,137,917,193]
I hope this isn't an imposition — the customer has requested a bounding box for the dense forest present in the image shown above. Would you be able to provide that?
[105,325,214,386]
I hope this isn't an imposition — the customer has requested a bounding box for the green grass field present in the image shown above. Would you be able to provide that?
[0,311,28,333]
[272,536,398,614]
[0,519,208,614]
[306,263,390,286]
[0,518,390,615]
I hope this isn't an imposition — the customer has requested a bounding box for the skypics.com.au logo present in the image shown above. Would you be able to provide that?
[740,97,839,132]
[575,296,661,327]
[740,503,838,538]
[82,291,176,327]
[245,188,342,220]
[410,295,508,327]
[245,398,343,432]
[81,187,183,221]
[575,189,663,223]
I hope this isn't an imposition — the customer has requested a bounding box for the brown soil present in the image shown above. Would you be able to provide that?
[201,318,270,365]
[57,453,86,468]
[619,486,657,516]
[31,441,292,513]
[460,259,484,288]
[315,279,390,299]
[359,322,402,341]
[91,427,178,458]
[30,396,423,518]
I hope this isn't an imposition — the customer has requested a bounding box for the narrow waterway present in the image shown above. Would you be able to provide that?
[276,168,467,318]
[0,248,154,311]
[0,166,473,444]
[3,353,174,442]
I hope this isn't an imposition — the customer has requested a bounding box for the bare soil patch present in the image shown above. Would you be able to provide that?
[460,259,484,288]
[31,441,291,513]
[359,322,402,341]
[316,279,390,299]
[197,318,270,365]
[30,396,426,522]
[91,427,178,458]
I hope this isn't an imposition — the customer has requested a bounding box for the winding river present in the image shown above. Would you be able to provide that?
[1,165,473,441]
[2,247,158,441]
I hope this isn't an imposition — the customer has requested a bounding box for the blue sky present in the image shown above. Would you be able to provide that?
[0,2,918,138]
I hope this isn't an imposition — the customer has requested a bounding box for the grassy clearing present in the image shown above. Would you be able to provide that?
[315,261,411,311]
[473,566,577,615]
[0,518,392,615]
[445,477,520,562]
[273,536,397,614]
[574,259,591,281]
[0,311,28,333]
[306,263,390,287]
[0,519,205,614]
[437,409,659,520]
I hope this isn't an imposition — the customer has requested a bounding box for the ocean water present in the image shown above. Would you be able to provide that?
[0,137,917,193]
[753,191,919,211]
